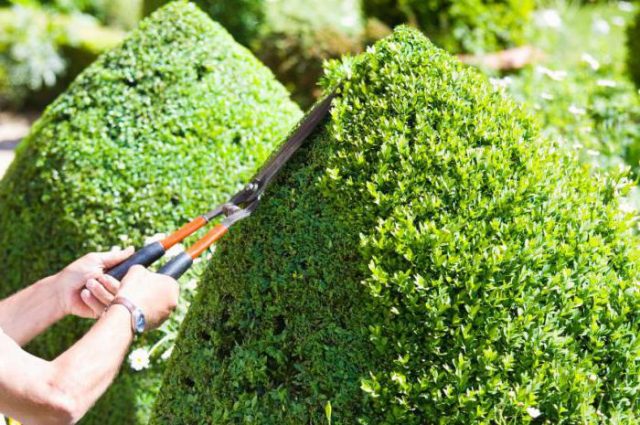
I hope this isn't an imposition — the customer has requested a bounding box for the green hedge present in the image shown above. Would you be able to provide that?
[152,26,640,423]
[145,0,364,106]
[628,9,640,88]
[364,0,534,54]
[0,1,300,423]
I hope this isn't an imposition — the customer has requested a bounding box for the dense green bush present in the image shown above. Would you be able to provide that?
[628,9,640,88]
[145,0,364,106]
[0,1,300,423]
[364,0,534,53]
[152,26,640,423]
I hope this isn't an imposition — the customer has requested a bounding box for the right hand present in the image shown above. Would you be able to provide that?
[117,266,179,331]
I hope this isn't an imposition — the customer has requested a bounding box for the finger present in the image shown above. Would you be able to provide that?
[96,274,121,295]
[80,289,105,319]
[97,246,135,269]
[86,279,115,305]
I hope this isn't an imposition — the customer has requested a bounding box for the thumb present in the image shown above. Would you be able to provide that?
[98,246,135,268]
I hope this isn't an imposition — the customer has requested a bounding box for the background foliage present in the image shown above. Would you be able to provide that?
[144,0,365,106]
[363,0,535,53]
[0,2,300,423]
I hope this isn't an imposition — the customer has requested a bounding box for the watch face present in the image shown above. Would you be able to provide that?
[133,309,146,333]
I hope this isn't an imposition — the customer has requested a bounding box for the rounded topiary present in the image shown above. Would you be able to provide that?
[628,9,640,89]
[0,1,300,423]
[364,0,534,54]
[152,26,640,423]
[145,0,364,106]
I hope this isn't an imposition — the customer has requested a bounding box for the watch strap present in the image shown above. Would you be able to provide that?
[111,296,143,334]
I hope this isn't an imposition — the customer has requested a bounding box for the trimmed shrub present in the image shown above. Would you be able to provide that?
[628,9,640,88]
[145,0,365,106]
[152,26,640,423]
[364,0,534,54]
[0,2,300,424]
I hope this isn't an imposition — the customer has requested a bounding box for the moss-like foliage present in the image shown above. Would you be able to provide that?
[364,0,534,54]
[628,10,640,89]
[0,1,300,423]
[152,27,640,423]
[145,0,364,106]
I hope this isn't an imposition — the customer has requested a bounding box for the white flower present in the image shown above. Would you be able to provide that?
[118,234,129,242]
[526,407,542,419]
[569,105,587,116]
[540,92,554,101]
[586,149,600,157]
[490,76,512,90]
[612,16,626,27]
[144,233,166,245]
[128,348,150,371]
[593,19,610,35]
[619,1,634,13]
[536,66,567,81]
[535,9,562,29]
[596,79,617,88]
[581,53,600,71]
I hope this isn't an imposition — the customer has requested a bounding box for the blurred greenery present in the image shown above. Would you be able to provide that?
[504,1,640,203]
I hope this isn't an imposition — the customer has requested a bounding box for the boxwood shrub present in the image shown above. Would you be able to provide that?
[152,26,640,423]
[145,0,364,106]
[628,9,640,89]
[364,0,534,54]
[0,1,300,423]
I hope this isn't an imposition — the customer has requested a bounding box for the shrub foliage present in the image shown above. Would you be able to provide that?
[0,2,300,423]
[364,0,534,54]
[152,26,640,423]
[145,0,364,106]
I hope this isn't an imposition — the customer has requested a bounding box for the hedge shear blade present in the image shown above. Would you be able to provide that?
[107,91,335,280]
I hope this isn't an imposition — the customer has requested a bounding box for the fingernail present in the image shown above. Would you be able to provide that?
[87,280,96,288]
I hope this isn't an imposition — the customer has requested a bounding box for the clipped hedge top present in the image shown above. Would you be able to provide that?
[0,1,300,423]
[153,26,640,424]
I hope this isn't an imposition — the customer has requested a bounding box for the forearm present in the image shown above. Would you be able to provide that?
[0,307,133,424]
[51,305,133,418]
[0,274,65,345]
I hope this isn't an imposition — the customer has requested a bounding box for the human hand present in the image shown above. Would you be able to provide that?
[56,247,134,319]
[117,266,179,331]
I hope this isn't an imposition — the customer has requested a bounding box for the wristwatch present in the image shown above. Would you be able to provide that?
[111,296,146,334]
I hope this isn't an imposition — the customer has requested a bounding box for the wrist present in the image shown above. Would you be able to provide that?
[104,304,135,340]
[38,273,69,320]
[110,296,147,334]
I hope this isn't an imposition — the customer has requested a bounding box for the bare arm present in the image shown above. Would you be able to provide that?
[0,307,132,424]
[0,249,133,346]
[0,266,178,425]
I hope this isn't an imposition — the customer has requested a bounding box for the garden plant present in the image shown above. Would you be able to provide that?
[144,0,365,106]
[152,26,640,423]
[0,2,301,423]
[363,0,535,53]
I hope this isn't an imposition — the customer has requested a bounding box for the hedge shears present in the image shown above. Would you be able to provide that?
[106,92,335,280]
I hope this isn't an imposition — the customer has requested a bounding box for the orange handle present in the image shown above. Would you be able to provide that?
[161,216,208,250]
[186,223,228,259]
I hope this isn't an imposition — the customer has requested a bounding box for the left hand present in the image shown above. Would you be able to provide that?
[55,247,134,319]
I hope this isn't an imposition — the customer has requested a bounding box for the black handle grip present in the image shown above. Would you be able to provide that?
[158,252,193,280]
[107,241,166,280]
